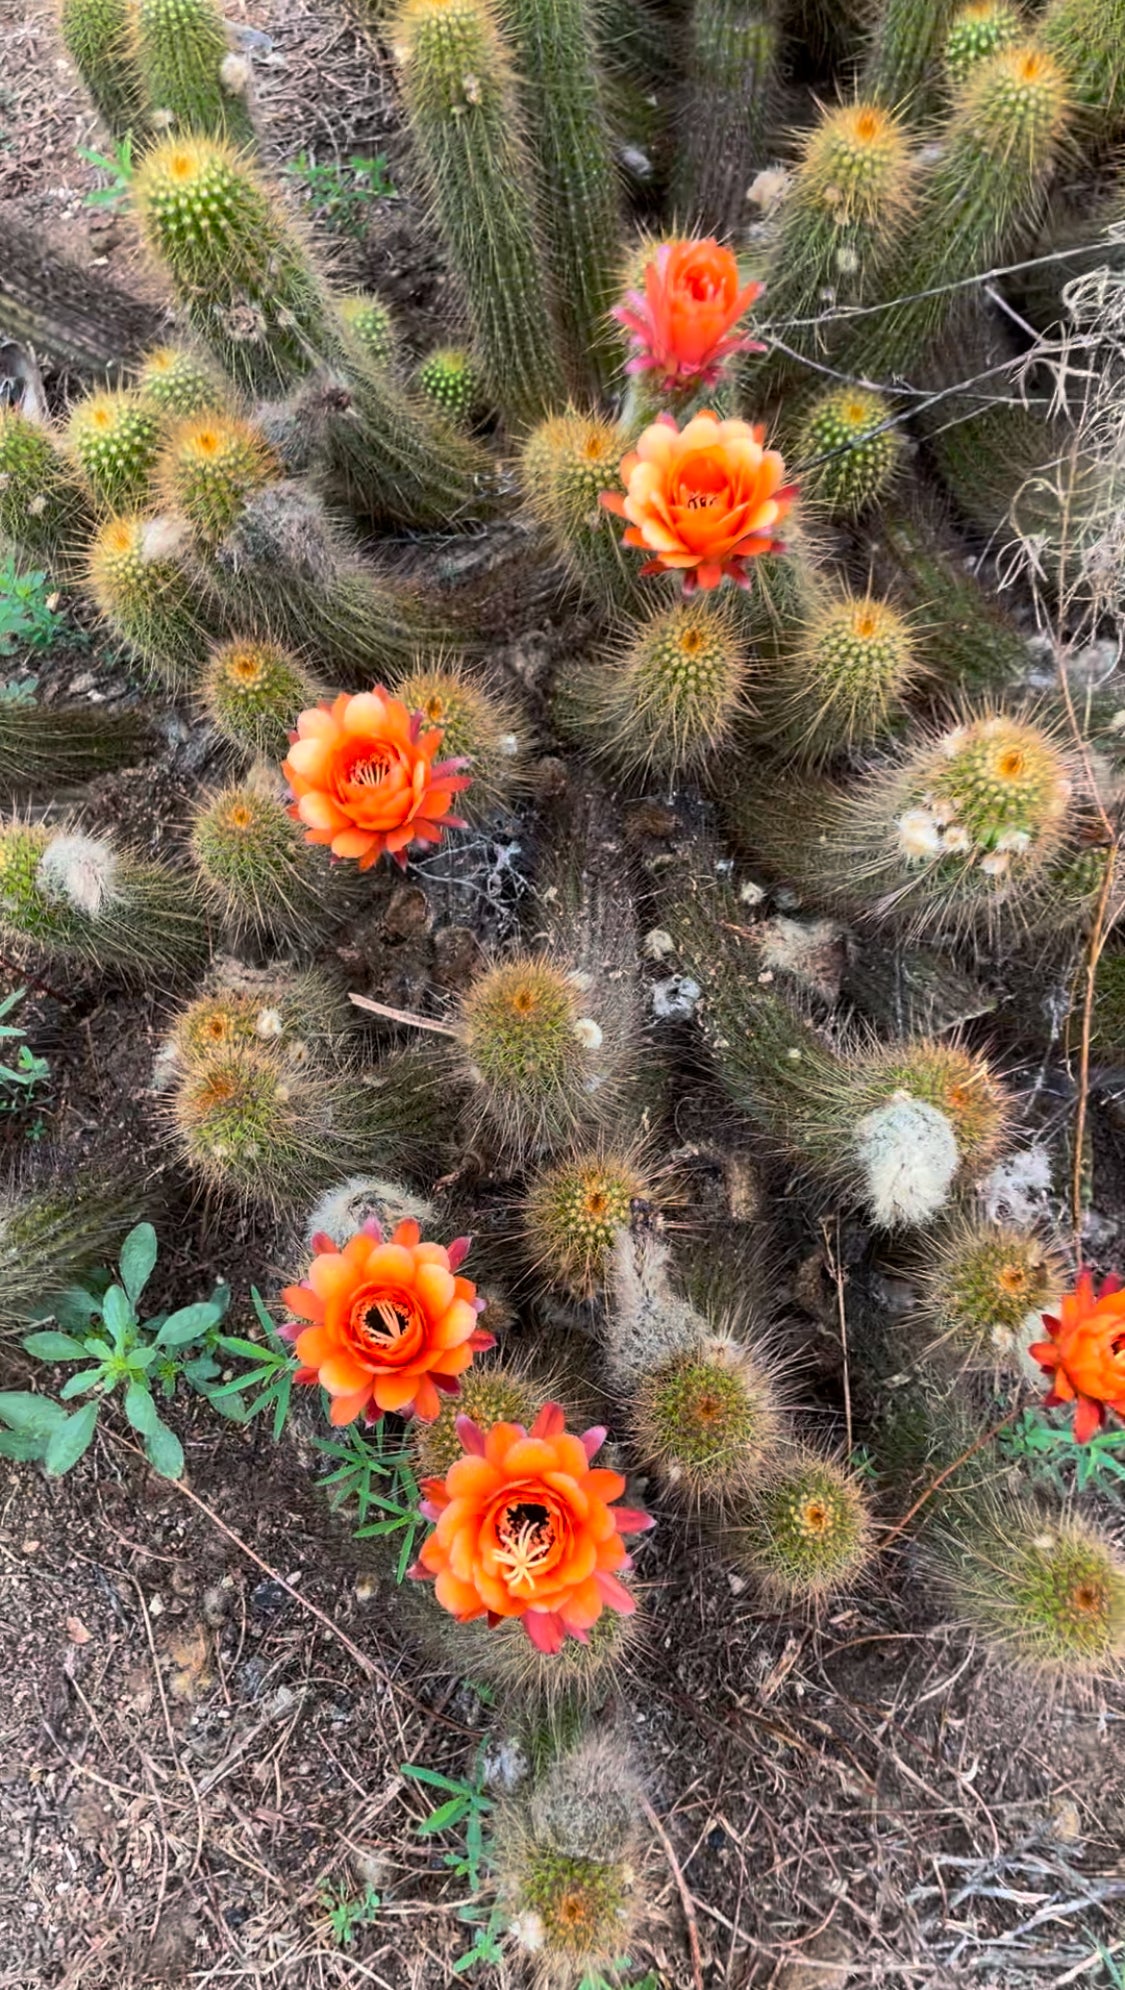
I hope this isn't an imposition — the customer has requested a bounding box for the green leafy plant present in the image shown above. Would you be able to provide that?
[78,132,135,207]
[318,1879,382,1947]
[282,150,396,236]
[1001,1407,1125,1497]
[401,1748,504,1973]
[315,1418,423,1582]
[0,988,50,1097]
[0,562,65,658]
[200,1285,296,1435]
[0,1221,229,1477]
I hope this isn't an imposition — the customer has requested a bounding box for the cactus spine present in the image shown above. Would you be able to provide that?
[201,638,319,760]
[795,387,902,519]
[561,594,752,778]
[337,294,400,371]
[190,778,343,939]
[861,0,959,110]
[837,44,1072,385]
[136,344,227,419]
[501,0,622,398]
[937,1496,1125,1673]
[909,1215,1066,1369]
[764,589,920,762]
[0,701,145,799]
[414,346,483,427]
[723,1451,873,1604]
[389,0,566,426]
[494,1737,643,1979]
[943,2,1022,87]
[130,0,256,145]
[673,0,779,238]
[523,1148,648,1296]
[456,952,629,1161]
[1040,0,1125,141]
[521,410,649,618]
[60,0,148,142]
[87,513,218,688]
[393,661,527,819]
[66,389,164,513]
[0,1178,148,1338]
[0,410,93,577]
[0,820,207,978]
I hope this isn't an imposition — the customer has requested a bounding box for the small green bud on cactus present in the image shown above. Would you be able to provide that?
[87,512,217,688]
[767,590,920,762]
[131,0,256,145]
[190,776,343,939]
[394,661,527,820]
[937,1497,1125,1673]
[561,595,751,779]
[201,637,319,760]
[133,136,332,395]
[61,0,148,141]
[159,412,280,548]
[337,294,400,371]
[413,346,483,428]
[723,1451,873,1605]
[0,819,206,979]
[521,409,646,618]
[66,389,163,512]
[136,345,227,419]
[495,1738,642,1975]
[523,1148,648,1298]
[457,953,626,1162]
[796,387,902,518]
[944,1,1022,85]
[0,409,93,575]
[388,0,566,426]
[909,1214,1066,1368]
[171,1044,402,1208]
[0,1177,148,1339]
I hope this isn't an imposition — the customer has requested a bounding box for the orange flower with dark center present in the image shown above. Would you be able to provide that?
[1029,1269,1125,1443]
[412,1403,653,1652]
[612,238,764,390]
[601,411,796,594]
[281,688,471,871]
[282,1218,493,1425]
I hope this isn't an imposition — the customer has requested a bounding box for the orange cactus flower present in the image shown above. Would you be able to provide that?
[600,411,796,594]
[281,688,471,871]
[612,237,764,390]
[1029,1269,1125,1443]
[282,1218,494,1426]
[412,1402,653,1653]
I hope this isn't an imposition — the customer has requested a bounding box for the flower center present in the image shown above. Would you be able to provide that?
[348,1285,425,1365]
[1071,1580,1105,1616]
[556,1891,593,1930]
[995,748,1026,780]
[225,802,254,831]
[228,650,265,686]
[346,745,395,788]
[205,1013,231,1041]
[679,627,705,654]
[997,1263,1029,1295]
[801,1499,831,1535]
[494,1498,557,1592]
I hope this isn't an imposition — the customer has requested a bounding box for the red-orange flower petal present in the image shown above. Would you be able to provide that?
[1028,1268,1125,1443]
[601,410,795,595]
[281,686,471,872]
[410,1404,650,1648]
[283,1219,487,1425]
[612,237,765,389]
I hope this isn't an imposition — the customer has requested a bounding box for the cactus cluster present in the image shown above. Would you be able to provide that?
[10,0,1125,1970]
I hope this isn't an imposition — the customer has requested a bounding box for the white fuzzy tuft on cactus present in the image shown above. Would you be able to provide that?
[853,1093,959,1228]
[37,833,121,918]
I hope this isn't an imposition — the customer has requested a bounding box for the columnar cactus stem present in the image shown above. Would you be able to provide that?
[131,0,256,146]
[672,0,779,237]
[501,0,622,399]
[61,0,149,143]
[1040,0,1125,143]
[388,0,566,427]
[0,409,94,578]
[0,820,207,978]
[861,0,959,111]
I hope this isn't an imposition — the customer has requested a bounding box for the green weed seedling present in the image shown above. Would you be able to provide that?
[0,562,65,658]
[1002,1407,1125,1499]
[0,1220,229,1477]
[315,1420,423,1582]
[283,150,396,236]
[319,1879,382,1947]
[201,1285,296,1436]
[401,1746,506,1973]
[78,133,136,208]
[0,988,50,1102]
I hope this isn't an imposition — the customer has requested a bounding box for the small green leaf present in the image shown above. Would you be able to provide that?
[22,1331,89,1362]
[182,1356,219,1383]
[102,1285,134,1345]
[124,1382,158,1436]
[414,1795,469,1834]
[0,1428,49,1460]
[119,1223,158,1304]
[144,1417,184,1479]
[48,1286,103,1330]
[44,1401,99,1475]
[0,1390,67,1437]
[60,1368,106,1400]
[155,1302,220,1348]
